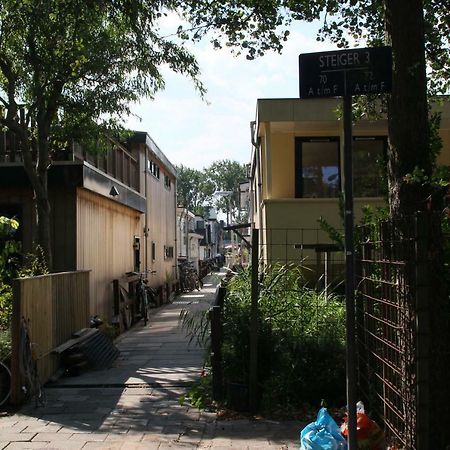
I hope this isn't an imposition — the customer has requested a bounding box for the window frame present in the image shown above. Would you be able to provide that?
[295,137,341,198]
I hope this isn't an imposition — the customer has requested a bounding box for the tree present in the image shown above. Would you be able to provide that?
[176,164,214,216]
[206,160,248,222]
[173,2,449,446]
[176,160,247,220]
[176,0,449,216]
[0,0,204,269]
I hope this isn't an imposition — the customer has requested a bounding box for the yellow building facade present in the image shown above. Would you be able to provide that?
[249,98,450,282]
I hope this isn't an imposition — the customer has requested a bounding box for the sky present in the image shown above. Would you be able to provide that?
[124,19,337,171]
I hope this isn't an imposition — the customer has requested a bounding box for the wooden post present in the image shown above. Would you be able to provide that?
[210,302,223,401]
[249,228,259,411]
[217,286,226,309]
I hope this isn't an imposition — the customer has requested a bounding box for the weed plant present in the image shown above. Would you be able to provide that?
[223,263,346,412]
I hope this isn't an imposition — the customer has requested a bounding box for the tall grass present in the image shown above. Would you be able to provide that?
[223,264,346,410]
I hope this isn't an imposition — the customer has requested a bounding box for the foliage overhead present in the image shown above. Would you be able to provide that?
[206,159,247,220]
[175,0,449,94]
[0,0,206,267]
[176,164,215,216]
[176,160,247,219]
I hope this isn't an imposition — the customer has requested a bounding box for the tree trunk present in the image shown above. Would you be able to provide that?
[386,4,450,448]
[20,130,53,271]
[385,0,431,217]
[35,186,52,272]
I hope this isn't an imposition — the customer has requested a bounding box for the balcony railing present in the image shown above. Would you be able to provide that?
[0,130,140,192]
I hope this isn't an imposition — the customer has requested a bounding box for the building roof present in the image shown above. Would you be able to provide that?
[130,131,177,178]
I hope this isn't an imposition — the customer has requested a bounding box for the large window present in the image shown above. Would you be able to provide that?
[353,137,387,197]
[295,138,340,198]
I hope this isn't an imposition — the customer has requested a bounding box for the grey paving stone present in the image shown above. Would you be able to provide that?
[0,432,37,442]
[0,418,18,428]
[32,432,72,441]
[22,425,62,434]
[0,422,28,432]
[121,442,160,450]
[104,432,144,442]
[46,442,86,450]
[68,432,108,442]
[3,443,49,450]
[81,443,120,450]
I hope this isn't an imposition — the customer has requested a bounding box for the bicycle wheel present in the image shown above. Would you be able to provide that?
[0,360,11,407]
[137,286,148,325]
[142,298,149,326]
[141,290,149,325]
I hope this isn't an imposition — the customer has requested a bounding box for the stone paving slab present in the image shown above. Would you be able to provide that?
[1,273,302,449]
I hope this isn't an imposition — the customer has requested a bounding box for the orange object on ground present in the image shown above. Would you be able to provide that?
[341,412,384,450]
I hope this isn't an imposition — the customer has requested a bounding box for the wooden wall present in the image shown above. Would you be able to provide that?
[76,188,140,319]
[11,271,90,404]
[137,144,177,289]
[51,187,77,272]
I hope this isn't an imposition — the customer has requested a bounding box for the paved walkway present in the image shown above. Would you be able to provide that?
[0,273,300,449]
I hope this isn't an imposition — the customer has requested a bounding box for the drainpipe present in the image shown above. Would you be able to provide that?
[185,210,189,263]
[250,120,263,230]
[174,178,178,282]
[144,144,149,274]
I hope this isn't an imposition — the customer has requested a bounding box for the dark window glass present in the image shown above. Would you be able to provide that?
[353,137,387,197]
[296,139,340,198]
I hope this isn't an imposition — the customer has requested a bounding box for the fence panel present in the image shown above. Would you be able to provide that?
[355,215,438,449]
[11,271,90,404]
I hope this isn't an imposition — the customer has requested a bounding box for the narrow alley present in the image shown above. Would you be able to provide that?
[0,273,299,450]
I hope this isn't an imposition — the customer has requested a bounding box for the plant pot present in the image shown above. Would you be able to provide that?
[226,382,249,412]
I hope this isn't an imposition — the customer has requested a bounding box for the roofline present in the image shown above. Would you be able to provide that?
[131,131,177,178]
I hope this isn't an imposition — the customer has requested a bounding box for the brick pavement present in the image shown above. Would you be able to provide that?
[0,272,301,449]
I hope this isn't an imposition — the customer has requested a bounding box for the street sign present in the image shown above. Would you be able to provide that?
[298,45,392,450]
[299,46,392,98]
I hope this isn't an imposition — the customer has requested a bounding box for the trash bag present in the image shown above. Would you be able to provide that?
[341,402,384,450]
[300,407,348,450]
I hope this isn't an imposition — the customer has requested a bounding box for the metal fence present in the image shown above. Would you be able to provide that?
[356,218,417,448]
[355,213,450,449]
[256,227,344,291]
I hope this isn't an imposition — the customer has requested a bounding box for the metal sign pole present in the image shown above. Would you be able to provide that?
[343,95,357,450]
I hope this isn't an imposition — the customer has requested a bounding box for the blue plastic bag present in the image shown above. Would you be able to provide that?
[300,408,347,450]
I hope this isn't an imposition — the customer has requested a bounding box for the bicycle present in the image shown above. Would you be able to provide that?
[0,360,11,407]
[179,262,203,292]
[19,318,45,407]
[135,274,157,325]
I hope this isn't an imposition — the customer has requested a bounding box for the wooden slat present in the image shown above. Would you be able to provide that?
[10,271,90,405]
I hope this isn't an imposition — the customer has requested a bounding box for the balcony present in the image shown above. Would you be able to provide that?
[0,130,139,192]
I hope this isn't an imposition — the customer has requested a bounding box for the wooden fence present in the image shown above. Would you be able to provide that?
[11,271,90,404]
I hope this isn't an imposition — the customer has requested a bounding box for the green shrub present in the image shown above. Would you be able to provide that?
[0,329,11,362]
[222,264,346,411]
[0,282,12,330]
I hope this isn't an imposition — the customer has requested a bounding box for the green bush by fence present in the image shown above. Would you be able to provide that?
[222,264,346,411]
